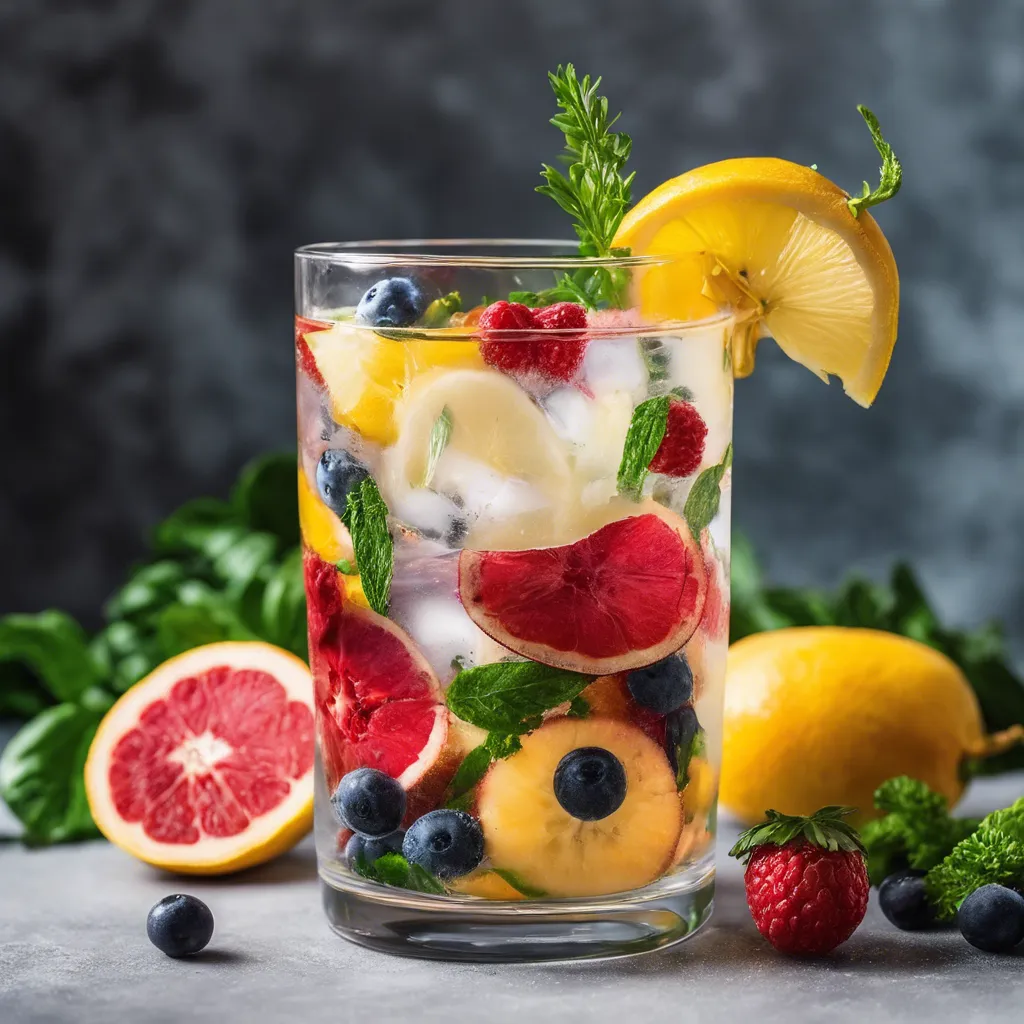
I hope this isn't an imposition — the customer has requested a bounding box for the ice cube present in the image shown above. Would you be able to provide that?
[583,336,647,399]
[390,487,464,543]
[432,449,549,523]
[542,388,632,489]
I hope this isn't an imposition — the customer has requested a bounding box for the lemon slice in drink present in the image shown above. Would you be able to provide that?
[382,368,573,548]
[614,158,899,406]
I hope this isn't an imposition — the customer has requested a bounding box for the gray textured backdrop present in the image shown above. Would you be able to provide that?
[2,0,1023,651]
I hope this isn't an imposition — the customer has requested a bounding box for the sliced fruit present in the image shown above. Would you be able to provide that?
[476,717,681,897]
[304,324,484,445]
[681,756,717,824]
[304,553,457,819]
[84,642,315,874]
[459,510,706,674]
[295,316,332,388]
[450,869,526,901]
[298,465,354,565]
[383,368,574,549]
[673,813,714,867]
[614,158,899,406]
[580,674,665,745]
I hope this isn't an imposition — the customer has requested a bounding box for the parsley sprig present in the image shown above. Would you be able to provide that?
[535,65,635,309]
[847,105,902,218]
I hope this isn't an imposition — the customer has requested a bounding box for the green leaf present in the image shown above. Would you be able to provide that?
[0,611,105,705]
[422,406,453,488]
[0,703,103,844]
[445,661,593,733]
[211,531,279,595]
[154,594,257,659]
[0,662,52,720]
[567,695,590,719]
[422,291,462,328]
[153,497,237,555]
[232,452,300,549]
[443,744,492,808]
[341,478,393,616]
[104,561,189,621]
[616,396,670,500]
[847,106,902,218]
[729,806,866,864]
[407,864,447,895]
[683,444,732,540]
[484,731,524,759]
[354,851,446,895]
[491,869,548,898]
[260,547,308,660]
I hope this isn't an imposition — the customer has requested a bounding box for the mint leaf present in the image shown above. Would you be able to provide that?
[616,396,670,500]
[491,869,548,898]
[445,661,593,733]
[423,406,453,488]
[407,864,447,895]
[444,745,492,807]
[567,695,590,719]
[847,106,902,218]
[683,443,732,540]
[353,851,446,895]
[422,291,462,328]
[341,477,393,616]
[485,731,523,758]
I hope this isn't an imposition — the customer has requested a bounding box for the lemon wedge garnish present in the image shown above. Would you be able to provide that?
[614,157,899,406]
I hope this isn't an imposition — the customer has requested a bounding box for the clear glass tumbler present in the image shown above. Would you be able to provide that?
[295,241,735,961]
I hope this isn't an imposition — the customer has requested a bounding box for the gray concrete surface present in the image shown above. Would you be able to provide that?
[2,774,1022,1024]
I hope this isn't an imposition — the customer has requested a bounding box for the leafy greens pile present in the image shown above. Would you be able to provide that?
[0,453,306,845]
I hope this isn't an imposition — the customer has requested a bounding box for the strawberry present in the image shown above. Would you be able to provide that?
[729,806,869,956]
[478,300,588,384]
[649,398,708,478]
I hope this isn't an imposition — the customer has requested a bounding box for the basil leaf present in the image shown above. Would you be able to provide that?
[153,497,236,555]
[616,396,670,501]
[445,662,593,733]
[683,443,732,540]
[0,663,52,720]
[0,611,104,704]
[0,704,103,844]
[232,452,300,549]
[212,531,279,594]
[155,597,257,660]
[260,547,308,660]
[341,478,393,616]
[104,561,189,621]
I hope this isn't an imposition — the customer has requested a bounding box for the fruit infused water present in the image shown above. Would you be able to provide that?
[297,248,734,919]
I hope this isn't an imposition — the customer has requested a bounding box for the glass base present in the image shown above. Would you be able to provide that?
[320,865,715,963]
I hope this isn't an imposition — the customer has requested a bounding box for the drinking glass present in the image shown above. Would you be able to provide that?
[295,241,735,961]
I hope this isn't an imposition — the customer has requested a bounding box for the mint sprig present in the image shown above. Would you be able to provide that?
[445,660,593,734]
[536,64,634,309]
[340,477,393,616]
[683,444,732,540]
[847,105,902,218]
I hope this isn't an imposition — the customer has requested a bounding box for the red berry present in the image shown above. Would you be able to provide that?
[478,301,588,385]
[649,399,707,478]
[744,841,869,956]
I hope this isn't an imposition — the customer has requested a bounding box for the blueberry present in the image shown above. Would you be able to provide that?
[878,871,939,931]
[402,809,484,880]
[316,449,369,518]
[147,894,214,958]
[355,277,424,328]
[345,830,405,870]
[958,883,1024,953]
[626,654,694,714]
[665,705,701,777]
[331,767,406,838]
[553,747,627,821]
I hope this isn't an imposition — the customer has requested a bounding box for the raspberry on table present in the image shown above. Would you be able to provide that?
[649,399,708,478]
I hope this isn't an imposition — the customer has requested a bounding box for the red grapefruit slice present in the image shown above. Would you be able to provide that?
[459,512,707,674]
[85,642,315,874]
[304,553,456,820]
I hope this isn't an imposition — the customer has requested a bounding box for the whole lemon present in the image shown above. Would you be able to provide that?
[720,627,1001,826]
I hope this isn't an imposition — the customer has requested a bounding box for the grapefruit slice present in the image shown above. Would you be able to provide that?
[459,511,707,674]
[84,642,315,874]
[304,553,456,820]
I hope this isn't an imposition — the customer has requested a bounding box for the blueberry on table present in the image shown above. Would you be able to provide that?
[626,654,694,714]
[316,449,369,518]
[402,809,484,880]
[957,884,1024,953]
[878,871,939,931]
[147,895,214,958]
[345,830,405,869]
[553,746,627,821]
[356,277,424,328]
[331,768,406,838]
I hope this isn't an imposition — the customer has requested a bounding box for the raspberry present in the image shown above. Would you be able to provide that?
[744,842,869,956]
[479,300,588,384]
[730,807,869,956]
[648,399,707,477]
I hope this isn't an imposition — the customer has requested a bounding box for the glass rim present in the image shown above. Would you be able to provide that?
[295,238,681,270]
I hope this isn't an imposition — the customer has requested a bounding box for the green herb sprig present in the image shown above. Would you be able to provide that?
[535,64,634,309]
[847,105,902,218]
